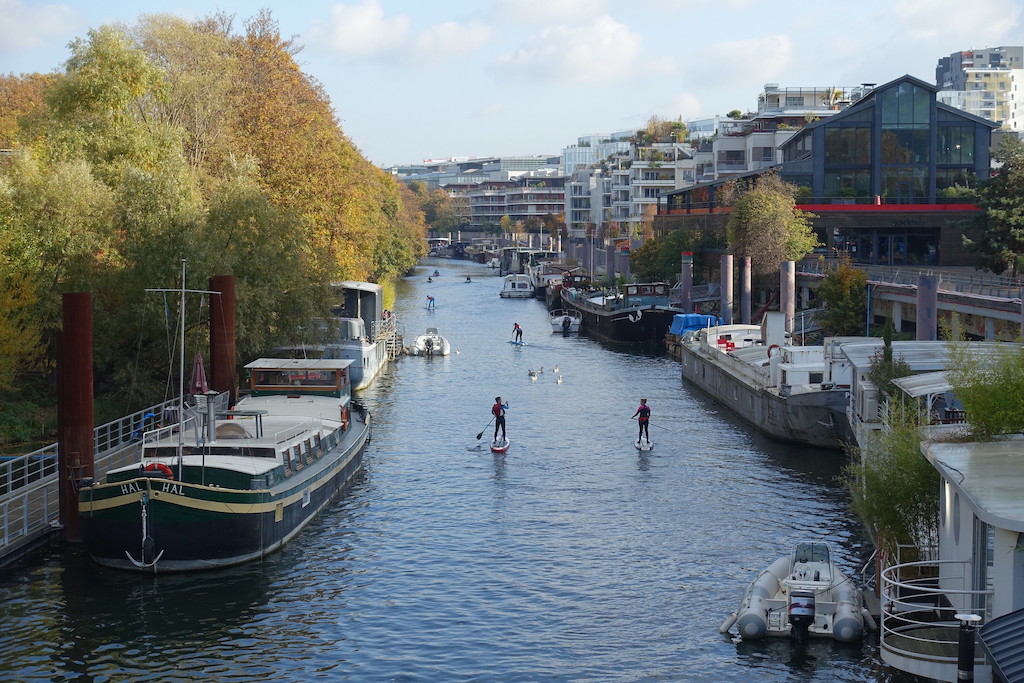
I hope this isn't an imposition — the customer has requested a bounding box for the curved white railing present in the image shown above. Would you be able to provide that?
[879,558,989,672]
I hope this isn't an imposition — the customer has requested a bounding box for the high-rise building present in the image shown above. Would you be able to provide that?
[935,46,1023,129]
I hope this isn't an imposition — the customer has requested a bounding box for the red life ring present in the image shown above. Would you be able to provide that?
[144,462,174,478]
[767,344,780,358]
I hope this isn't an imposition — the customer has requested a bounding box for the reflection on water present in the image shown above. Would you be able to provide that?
[0,258,920,682]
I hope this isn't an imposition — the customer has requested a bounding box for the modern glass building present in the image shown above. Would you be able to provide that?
[659,75,998,266]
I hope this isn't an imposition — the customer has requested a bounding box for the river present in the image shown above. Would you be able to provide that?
[0,257,919,681]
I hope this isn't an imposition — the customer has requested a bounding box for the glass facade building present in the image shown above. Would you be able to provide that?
[661,75,997,267]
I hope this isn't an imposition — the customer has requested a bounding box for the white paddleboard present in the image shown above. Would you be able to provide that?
[508,340,526,346]
[635,441,653,451]
[490,438,510,453]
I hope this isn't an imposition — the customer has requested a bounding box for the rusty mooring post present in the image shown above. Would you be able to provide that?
[58,292,94,543]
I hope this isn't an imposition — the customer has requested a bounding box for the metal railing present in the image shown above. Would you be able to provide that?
[799,261,1024,299]
[880,557,990,668]
[0,393,228,563]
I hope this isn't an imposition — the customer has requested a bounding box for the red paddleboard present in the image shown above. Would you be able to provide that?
[490,437,510,453]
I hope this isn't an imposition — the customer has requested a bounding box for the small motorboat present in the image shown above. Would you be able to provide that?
[548,309,582,333]
[720,542,875,644]
[499,274,534,298]
[408,327,451,356]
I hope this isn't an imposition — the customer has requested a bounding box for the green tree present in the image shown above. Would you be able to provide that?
[844,407,939,557]
[725,172,820,278]
[630,228,716,283]
[947,338,1024,439]
[815,257,867,336]
[866,319,912,401]
[963,136,1024,276]
[133,13,239,170]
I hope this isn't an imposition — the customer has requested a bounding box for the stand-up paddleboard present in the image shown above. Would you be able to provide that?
[490,437,510,453]
[508,340,526,346]
[635,440,653,451]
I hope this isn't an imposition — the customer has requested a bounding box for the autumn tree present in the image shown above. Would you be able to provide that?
[815,256,868,336]
[724,171,820,278]
[962,136,1024,277]
[133,14,239,170]
[0,72,52,148]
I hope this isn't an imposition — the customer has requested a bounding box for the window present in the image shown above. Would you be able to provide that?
[937,125,975,164]
[881,128,930,164]
[880,81,931,125]
[785,96,804,107]
[824,126,871,164]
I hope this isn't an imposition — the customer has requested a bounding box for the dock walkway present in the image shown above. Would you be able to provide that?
[0,394,226,567]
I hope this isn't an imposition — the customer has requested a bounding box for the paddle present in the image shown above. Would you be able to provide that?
[476,416,495,440]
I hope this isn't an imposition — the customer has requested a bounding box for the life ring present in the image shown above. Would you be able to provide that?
[341,405,350,431]
[767,344,780,358]
[144,462,174,478]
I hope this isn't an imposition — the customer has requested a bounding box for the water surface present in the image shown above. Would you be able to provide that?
[0,258,918,681]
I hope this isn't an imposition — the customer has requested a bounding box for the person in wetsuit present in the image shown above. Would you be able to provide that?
[632,398,651,443]
[512,322,523,342]
[492,396,509,442]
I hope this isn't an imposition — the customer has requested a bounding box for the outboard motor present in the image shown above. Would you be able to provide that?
[788,590,816,645]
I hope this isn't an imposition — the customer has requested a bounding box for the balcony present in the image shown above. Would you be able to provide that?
[880,557,991,682]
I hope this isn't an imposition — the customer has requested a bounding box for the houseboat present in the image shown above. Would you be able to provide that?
[560,282,682,345]
[79,358,370,573]
[677,316,854,449]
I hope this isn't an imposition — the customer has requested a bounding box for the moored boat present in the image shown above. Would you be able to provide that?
[560,282,682,345]
[79,358,370,573]
[321,282,398,391]
[721,542,875,643]
[499,273,535,298]
[408,327,451,356]
[677,319,853,449]
[548,309,582,333]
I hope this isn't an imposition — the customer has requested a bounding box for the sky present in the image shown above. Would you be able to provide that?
[2,0,1023,167]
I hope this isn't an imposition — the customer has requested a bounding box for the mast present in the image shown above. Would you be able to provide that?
[146,259,220,475]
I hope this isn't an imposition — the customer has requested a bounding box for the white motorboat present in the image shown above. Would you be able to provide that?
[548,309,581,333]
[408,327,451,356]
[721,542,875,643]
[499,273,534,298]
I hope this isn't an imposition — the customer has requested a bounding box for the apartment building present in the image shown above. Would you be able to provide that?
[935,46,1023,129]
[463,175,566,231]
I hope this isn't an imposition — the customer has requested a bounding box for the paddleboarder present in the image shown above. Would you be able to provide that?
[426,295,435,310]
[512,322,523,343]
[632,398,651,444]
[492,396,509,442]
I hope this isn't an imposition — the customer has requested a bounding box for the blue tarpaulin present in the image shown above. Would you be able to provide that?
[668,314,722,336]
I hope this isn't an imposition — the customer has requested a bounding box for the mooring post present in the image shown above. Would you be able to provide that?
[58,292,94,544]
[955,613,982,681]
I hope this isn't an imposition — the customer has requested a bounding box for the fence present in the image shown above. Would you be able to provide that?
[0,393,229,564]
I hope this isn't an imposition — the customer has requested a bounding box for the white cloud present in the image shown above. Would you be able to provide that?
[490,0,608,26]
[491,16,644,83]
[308,0,410,59]
[308,0,492,68]
[404,20,491,68]
[0,0,80,53]
[664,91,703,120]
[686,34,793,89]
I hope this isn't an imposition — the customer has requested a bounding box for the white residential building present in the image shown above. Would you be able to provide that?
[935,46,1024,129]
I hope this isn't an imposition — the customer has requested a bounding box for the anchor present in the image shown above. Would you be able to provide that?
[125,491,164,570]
